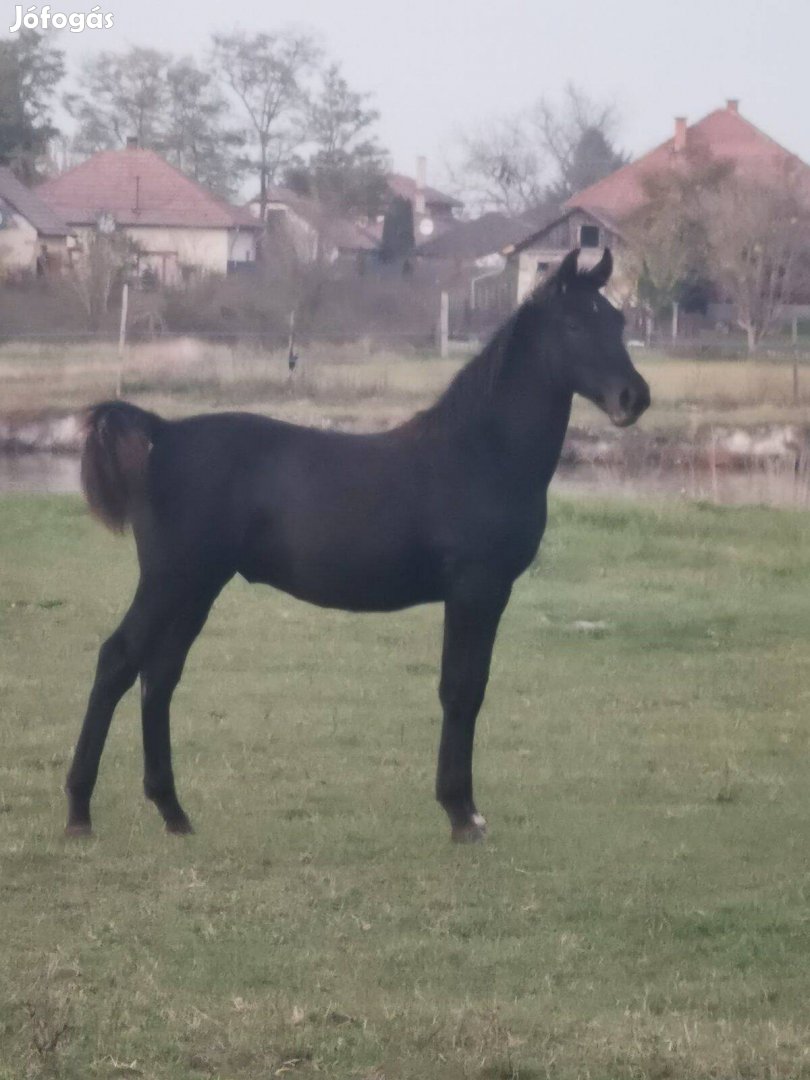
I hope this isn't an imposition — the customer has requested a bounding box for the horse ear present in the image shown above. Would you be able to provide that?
[586,247,613,290]
[555,248,580,293]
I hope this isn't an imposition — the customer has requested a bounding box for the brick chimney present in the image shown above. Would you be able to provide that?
[726,98,740,114]
[414,155,427,216]
[673,117,687,153]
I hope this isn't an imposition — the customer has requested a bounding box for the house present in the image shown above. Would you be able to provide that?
[412,211,540,328]
[38,143,262,285]
[246,185,377,267]
[566,99,810,222]
[385,159,462,239]
[0,167,70,278]
[356,158,462,246]
[416,211,532,266]
[500,206,625,309]
[490,101,810,316]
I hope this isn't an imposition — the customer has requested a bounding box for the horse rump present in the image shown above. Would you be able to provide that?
[81,401,163,532]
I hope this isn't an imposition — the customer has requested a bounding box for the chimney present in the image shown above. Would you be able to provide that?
[414,155,427,216]
[126,136,139,150]
[726,98,739,114]
[674,117,687,153]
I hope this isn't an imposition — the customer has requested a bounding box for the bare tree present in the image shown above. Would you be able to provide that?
[285,62,389,218]
[211,29,320,220]
[451,114,546,217]
[702,176,810,352]
[69,230,134,329]
[63,48,243,197]
[534,84,627,204]
[622,154,732,327]
[65,47,171,154]
[452,84,625,218]
[162,59,245,198]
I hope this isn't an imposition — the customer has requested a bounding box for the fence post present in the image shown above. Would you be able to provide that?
[792,315,800,405]
[437,291,449,358]
[116,282,129,399]
[671,300,679,342]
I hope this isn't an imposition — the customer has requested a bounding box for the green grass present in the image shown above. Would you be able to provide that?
[2,494,810,1078]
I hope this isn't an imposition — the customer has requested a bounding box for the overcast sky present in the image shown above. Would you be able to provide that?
[11,0,810,192]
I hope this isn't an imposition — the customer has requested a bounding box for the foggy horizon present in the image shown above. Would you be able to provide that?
[7,0,810,194]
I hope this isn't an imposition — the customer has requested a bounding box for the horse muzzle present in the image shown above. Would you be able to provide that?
[605,375,651,428]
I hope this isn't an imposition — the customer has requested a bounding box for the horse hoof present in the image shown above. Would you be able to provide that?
[65,823,93,839]
[165,816,194,836]
[451,814,488,843]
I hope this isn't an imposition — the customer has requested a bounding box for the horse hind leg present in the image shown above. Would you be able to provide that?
[139,584,224,834]
[65,581,172,836]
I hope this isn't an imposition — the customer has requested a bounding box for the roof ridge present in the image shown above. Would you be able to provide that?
[567,105,810,213]
[38,145,259,230]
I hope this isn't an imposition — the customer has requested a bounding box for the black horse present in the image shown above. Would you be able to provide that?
[65,248,649,842]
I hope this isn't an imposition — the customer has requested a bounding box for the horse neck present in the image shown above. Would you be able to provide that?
[485,336,573,488]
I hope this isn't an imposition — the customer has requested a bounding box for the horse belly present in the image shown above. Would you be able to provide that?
[238,515,442,612]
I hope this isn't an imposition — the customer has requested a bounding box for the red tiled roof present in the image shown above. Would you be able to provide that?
[567,104,810,221]
[386,173,462,209]
[38,148,261,230]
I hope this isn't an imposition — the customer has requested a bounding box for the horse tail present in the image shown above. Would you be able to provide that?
[81,401,164,533]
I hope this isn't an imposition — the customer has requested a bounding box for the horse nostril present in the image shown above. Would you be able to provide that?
[619,387,632,412]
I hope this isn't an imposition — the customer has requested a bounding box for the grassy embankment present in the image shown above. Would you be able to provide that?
[2,338,810,432]
[2,494,810,1078]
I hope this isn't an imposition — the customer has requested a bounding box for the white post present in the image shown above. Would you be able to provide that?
[438,291,449,358]
[671,300,679,341]
[792,315,800,405]
[116,282,129,399]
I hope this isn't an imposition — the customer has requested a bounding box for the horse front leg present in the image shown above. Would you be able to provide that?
[436,578,511,842]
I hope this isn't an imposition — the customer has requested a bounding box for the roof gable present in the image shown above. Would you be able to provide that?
[505,207,623,257]
[38,149,260,231]
[567,104,810,221]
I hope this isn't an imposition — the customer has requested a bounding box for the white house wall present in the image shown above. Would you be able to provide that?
[0,213,41,273]
[71,224,257,283]
[124,226,228,279]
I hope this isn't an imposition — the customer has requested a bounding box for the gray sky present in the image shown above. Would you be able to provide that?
[13,0,810,192]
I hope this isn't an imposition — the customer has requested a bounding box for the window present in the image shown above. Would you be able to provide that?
[536,261,550,273]
[579,224,600,248]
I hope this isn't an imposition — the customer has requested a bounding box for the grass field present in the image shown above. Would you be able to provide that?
[3,338,810,433]
[3,494,810,1078]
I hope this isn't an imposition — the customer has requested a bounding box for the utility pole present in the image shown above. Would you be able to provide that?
[116,282,129,399]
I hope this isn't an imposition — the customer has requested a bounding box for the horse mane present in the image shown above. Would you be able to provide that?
[416,286,550,430]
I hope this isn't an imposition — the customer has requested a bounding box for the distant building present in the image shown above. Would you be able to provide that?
[357,158,462,247]
[0,167,69,278]
[566,99,810,222]
[484,100,810,317]
[246,185,378,267]
[38,144,261,285]
[501,207,624,309]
